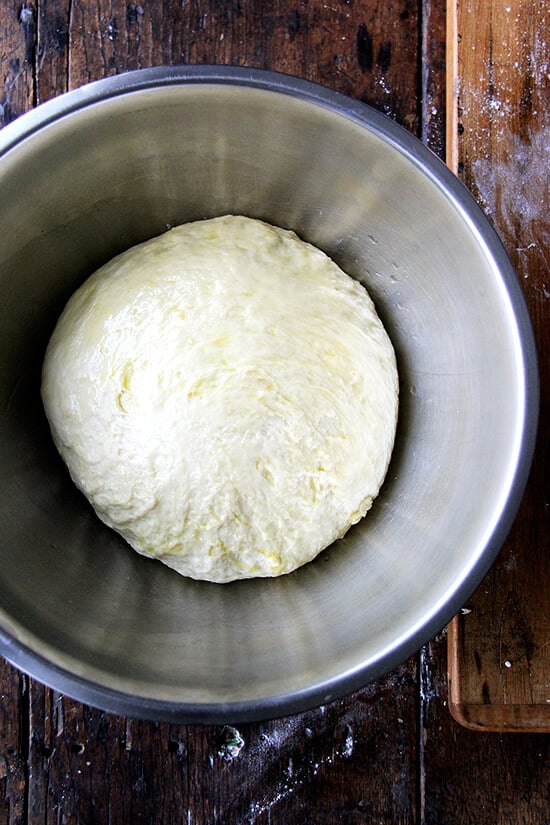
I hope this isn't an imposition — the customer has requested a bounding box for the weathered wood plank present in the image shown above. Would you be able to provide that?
[25,663,418,825]
[0,663,26,825]
[65,0,421,129]
[422,631,550,823]
[35,0,70,103]
[446,0,550,731]
[421,0,447,158]
[1,9,35,822]
[0,0,36,125]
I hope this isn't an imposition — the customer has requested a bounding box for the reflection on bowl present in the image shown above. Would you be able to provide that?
[0,66,538,722]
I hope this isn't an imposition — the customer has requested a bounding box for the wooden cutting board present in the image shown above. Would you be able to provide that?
[446,0,550,732]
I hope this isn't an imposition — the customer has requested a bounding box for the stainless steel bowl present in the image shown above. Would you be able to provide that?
[0,66,538,722]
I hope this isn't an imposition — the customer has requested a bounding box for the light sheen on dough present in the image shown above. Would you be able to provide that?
[42,216,398,583]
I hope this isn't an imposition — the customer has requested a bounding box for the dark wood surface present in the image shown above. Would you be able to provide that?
[0,1,548,823]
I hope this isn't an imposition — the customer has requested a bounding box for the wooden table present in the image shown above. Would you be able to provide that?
[0,1,548,822]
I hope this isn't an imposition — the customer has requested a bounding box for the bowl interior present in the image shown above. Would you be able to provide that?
[0,74,531,719]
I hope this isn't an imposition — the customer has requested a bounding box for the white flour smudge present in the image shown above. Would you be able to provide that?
[245,714,359,822]
[462,16,549,296]
[341,723,354,758]
[471,124,549,288]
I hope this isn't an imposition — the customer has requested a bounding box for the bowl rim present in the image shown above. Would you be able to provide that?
[0,65,540,723]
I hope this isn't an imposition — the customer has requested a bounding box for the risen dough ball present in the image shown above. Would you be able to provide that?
[42,216,398,583]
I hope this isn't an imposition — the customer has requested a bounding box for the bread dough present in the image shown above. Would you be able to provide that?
[42,216,398,583]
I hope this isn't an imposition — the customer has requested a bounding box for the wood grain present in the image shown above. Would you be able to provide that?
[447,0,550,732]
[35,0,70,104]
[1,0,549,822]
[422,632,550,824]
[421,0,447,157]
[62,0,422,134]
[0,1,35,125]
[24,665,419,824]
[0,666,26,825]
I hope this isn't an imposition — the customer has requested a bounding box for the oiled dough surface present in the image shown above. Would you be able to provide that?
[42,216,398,582]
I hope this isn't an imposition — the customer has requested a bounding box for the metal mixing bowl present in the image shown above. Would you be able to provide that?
[0,66,538,722]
